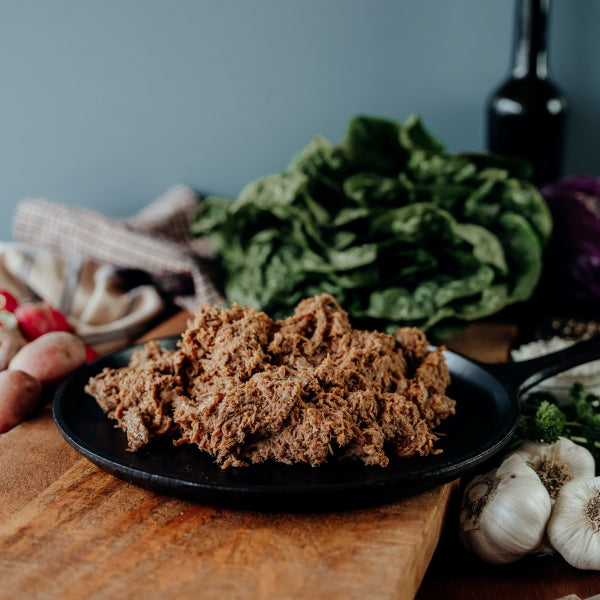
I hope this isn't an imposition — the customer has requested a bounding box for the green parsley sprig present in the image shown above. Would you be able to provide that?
[512,382,600,473]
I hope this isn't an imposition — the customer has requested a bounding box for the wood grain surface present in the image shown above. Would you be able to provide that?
[1,312,596,599]
[0,453,456,600]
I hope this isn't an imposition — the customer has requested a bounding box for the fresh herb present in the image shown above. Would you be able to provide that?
[516,398,566,444]
[192,114,552,333]
[514,383,600,472]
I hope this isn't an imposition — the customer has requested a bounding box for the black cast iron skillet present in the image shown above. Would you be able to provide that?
[53,334,600,511]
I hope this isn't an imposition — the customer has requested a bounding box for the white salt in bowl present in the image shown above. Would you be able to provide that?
[511,337,600,402]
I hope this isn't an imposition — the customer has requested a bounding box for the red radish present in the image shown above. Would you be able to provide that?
[0,290,18,313]
[0,310,19,331]
[85,345,99,362]
[14,302,72,341]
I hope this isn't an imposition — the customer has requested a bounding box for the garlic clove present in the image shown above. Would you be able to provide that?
[547,476,600,571]
[459,454,552,564]
[509,437,596,500]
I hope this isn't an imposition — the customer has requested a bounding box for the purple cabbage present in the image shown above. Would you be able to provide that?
[541,176,600,301]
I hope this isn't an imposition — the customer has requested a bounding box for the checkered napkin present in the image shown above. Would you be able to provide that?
[9,185,224,353]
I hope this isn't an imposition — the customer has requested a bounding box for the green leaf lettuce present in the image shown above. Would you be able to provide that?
[192,114,552,333]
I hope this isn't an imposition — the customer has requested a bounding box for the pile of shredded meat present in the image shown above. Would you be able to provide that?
[86,294,456,468]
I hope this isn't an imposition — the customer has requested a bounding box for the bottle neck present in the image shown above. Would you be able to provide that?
[511,0,550,79]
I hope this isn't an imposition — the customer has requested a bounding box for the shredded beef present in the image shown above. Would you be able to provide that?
[85,294,456,468]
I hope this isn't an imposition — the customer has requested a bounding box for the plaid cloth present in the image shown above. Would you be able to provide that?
[9,185,225,353]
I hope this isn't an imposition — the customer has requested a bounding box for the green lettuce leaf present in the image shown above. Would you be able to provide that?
[192,113,552,334]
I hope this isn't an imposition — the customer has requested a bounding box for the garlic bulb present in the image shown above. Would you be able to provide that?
[509,437,596,501]
[459,453,552,564]
[547,476,600,570]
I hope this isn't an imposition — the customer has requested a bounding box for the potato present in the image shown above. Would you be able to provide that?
[9,331,87,386]
[0,328,27,370]
[0,369,43,433]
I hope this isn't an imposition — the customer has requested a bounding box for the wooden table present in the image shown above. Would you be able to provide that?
[0,313,598,600]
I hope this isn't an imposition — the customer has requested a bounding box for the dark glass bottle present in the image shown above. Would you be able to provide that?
[487,0,567,185]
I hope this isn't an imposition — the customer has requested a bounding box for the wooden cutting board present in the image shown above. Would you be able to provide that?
[0,314,517,600]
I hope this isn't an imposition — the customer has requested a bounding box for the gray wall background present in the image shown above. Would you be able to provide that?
[0,0,598,242]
